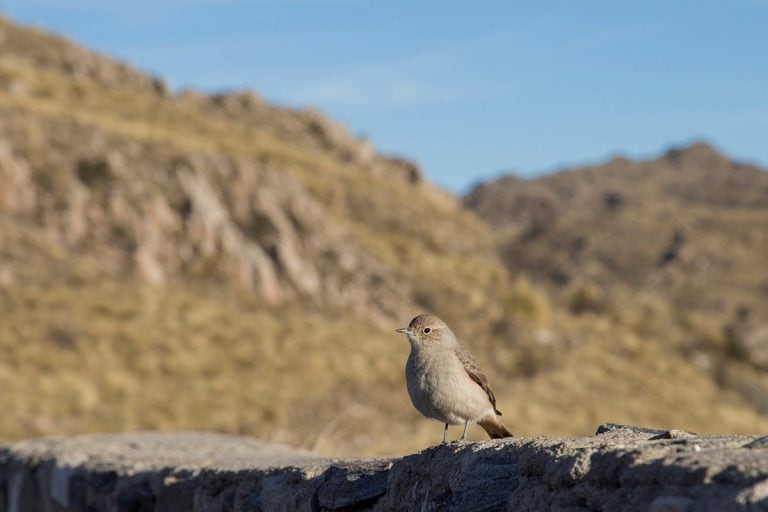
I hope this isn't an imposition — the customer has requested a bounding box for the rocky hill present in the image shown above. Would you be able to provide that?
[1,17,767,456]
[465,143,768,295]
[465,143,768,418]
[0,17,455,321]
[0,16,527,454]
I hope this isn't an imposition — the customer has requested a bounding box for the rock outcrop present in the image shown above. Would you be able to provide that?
[0,16,490,325]
[2,425,768,511]
[0,13,424,322]
[0,142,35,214]
[0,117,409,320]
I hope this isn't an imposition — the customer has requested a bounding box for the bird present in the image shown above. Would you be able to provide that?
[396,314,513,444]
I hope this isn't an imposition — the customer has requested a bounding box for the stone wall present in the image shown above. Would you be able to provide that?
[2,425,768,511]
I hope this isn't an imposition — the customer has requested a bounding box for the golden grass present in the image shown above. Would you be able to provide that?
[2,223,765,457]
[1,25,767,458]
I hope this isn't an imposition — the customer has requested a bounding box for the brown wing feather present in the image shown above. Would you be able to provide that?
[454,345,502,416]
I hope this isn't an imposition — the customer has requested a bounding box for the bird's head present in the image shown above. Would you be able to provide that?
[396,314,455,347]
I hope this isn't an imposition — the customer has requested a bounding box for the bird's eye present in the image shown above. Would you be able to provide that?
[423,327,431,334]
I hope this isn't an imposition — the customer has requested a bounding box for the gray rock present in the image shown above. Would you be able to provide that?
[2,427,768,511]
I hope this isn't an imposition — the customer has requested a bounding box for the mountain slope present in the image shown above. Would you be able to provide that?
[0,16,506,324]
[0,17,523,454]
[465,143,768,415]
[465,143,768,294]
[1,17,767,455]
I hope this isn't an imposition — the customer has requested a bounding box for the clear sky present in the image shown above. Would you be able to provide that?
[5,1,768,192]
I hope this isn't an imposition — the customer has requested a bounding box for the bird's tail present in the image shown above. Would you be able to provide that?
[478,414,513,439]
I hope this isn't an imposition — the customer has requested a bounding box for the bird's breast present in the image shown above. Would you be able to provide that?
[405,347,490,424]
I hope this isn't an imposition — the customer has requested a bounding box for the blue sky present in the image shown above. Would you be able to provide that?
[6,1,768,192]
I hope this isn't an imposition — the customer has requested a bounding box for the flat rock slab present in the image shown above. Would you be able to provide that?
[2,425,768,511]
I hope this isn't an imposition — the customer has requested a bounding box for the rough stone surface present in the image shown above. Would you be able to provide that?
[2,426,768,511]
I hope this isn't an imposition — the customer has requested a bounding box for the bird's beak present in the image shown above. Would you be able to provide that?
[396,328,412,336]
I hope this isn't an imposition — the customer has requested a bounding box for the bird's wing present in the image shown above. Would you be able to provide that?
[454,344,502,416]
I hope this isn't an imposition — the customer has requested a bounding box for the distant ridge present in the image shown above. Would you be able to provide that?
[465,143,768,417]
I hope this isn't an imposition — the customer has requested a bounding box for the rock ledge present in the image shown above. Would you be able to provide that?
[2,425,768,511]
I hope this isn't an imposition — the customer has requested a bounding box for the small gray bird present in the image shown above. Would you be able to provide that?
[396,314,513,443]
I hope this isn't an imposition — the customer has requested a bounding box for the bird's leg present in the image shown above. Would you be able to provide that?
[459,420,469,442]
[442,423,449,444]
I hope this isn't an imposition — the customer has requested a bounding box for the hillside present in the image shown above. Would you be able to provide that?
[0,17,766,456]
[465,143,768,416]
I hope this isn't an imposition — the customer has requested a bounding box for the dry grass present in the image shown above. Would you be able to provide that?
[1,18,767,458]
[0,223,404,454]
[3,223,765,457]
